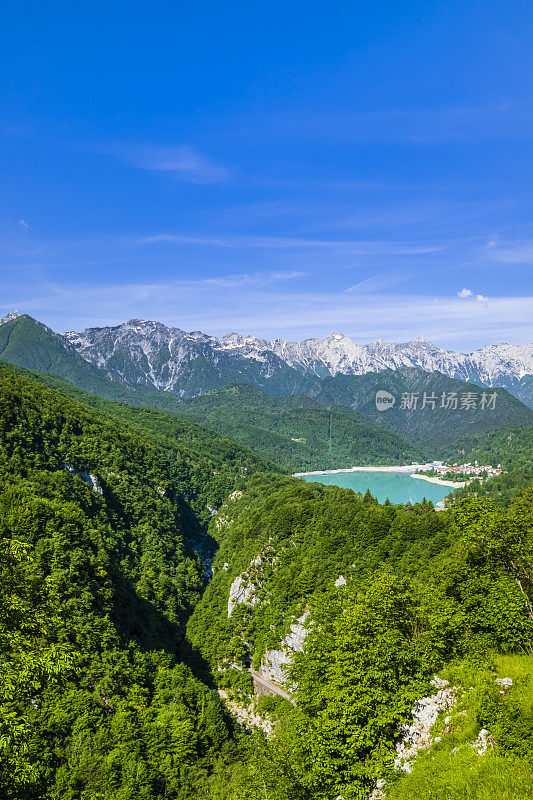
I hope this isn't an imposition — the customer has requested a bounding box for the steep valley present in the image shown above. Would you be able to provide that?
[1,359,533,800]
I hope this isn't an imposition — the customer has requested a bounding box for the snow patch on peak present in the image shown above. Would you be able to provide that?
[59,317,533,400]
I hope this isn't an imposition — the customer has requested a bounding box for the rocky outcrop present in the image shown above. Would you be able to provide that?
[260,612,309,685]
[369,676,457,799]
[63,464,103,495]
[227,575,258,617]
[393,676,456,774]
[226,544,278,616]
[217,690,273,737]
[470,728,494,756]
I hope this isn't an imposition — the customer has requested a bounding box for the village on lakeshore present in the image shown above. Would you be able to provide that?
[416,460,504,481]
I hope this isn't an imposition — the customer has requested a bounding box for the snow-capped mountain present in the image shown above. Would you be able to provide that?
[1,311,531,404]
[64,319,311,397]
[61,318,533,404]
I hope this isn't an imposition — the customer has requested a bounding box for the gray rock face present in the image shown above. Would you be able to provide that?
[61,316,533,402]
[227,575,258,617]
[284,614,309,651]
[260,612,309,685]
[64,318,303,398]
[62,464,103,495]
[0,309,21,326]
[471,728,491,756]
[260,649,293,685]
[393,676,456,773]
[370,676,457,798]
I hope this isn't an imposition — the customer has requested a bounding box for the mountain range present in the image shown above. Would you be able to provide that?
[1,311,532,470]
[2,310,532,406]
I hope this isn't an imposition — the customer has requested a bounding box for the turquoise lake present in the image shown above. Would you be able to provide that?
[300,470,454,505]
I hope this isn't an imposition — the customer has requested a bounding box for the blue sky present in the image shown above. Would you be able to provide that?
[1,0,532,349]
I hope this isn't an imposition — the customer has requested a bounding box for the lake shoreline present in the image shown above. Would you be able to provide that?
[295,464,460,506]
[293,463,433,478]
[410,473,467,488]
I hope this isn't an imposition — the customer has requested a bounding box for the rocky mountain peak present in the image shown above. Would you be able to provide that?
[0,309,22,325]
[4,311,533,404]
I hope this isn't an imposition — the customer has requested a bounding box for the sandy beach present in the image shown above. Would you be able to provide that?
[410,473,467,488]
[293,463,435,478]
[293,464,469,489]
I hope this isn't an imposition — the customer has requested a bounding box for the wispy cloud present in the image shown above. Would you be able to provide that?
[8,277,532,350]
[486,240,533,264]
[100,144,229,184]
[345,271,414,294]
[137,232,443,255]
[18,219,29,230]
[237,101,533,146]
[457,288,472,297]
[187,270,307,288]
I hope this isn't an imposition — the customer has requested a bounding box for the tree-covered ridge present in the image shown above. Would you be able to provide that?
[188,476,533,799]
[0,361,280,520]
[451,425,533,470]
[187,476,456,674]
[0,364,287,799]
[178,383,423,471]
[441,426,533,509]
[310,369,533,450]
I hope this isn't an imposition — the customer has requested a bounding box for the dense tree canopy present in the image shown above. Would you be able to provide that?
[1,361,532,800]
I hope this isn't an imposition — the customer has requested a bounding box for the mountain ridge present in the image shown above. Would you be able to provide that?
[62,316,533,402]
[2,311,532,406]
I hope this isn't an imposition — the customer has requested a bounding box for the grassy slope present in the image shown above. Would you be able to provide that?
[388,654,533,800]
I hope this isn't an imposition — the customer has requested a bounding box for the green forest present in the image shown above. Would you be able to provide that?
[178,383,423,471]
[1,359,533,799]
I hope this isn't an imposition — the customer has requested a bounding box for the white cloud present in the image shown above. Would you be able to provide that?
[100,144,229,184]
[476,294,488,304]
[8,279,532,350]
[137,232,443,255]
[18,219,29,230]
[457,288,472,297]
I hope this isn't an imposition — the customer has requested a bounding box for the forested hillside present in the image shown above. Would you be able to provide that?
[0,362,279,520]
[452,425,533,470]
[0,365,291,799]
[2,361,533,800]
[446,425,533,508]
[310,368,533,450]
[179,383,423,470]
[188,475,533,799]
